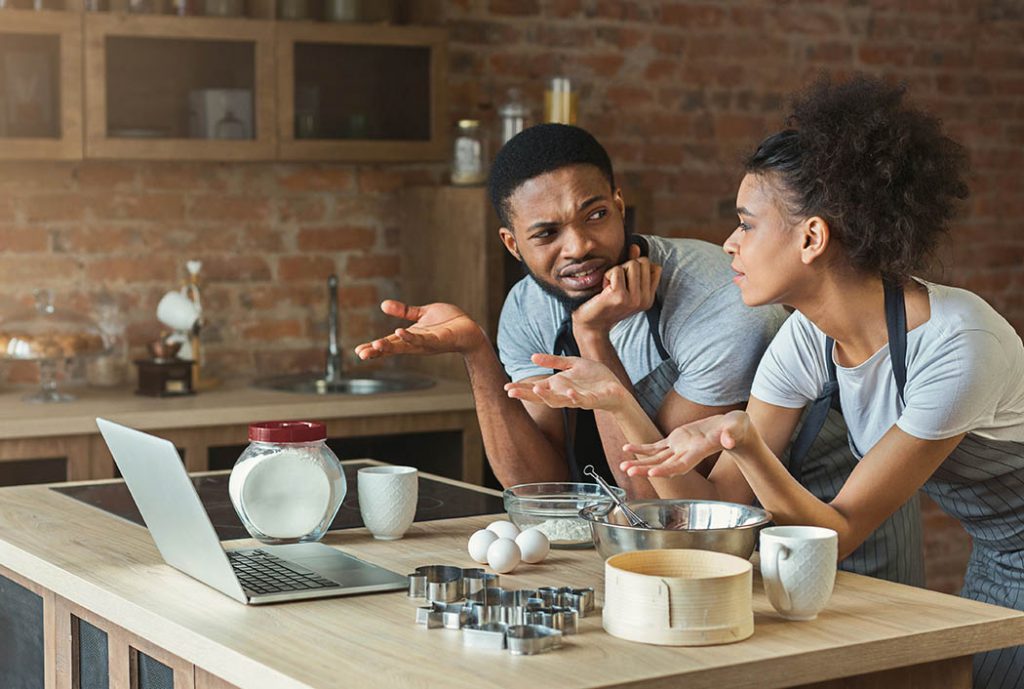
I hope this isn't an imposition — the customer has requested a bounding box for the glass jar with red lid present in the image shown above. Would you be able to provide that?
[228,421,345,545]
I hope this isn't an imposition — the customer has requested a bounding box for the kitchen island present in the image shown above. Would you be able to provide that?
[0,469,1021,689]
[0,377,484,484]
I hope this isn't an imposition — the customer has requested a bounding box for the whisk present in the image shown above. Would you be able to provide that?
[582,465,652,529]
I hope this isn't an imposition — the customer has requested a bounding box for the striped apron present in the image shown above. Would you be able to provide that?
[791,282,1024,688]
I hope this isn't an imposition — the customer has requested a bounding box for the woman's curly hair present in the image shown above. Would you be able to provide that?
[746,75,970,281]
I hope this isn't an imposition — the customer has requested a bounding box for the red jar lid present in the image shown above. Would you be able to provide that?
[248,420,326,443]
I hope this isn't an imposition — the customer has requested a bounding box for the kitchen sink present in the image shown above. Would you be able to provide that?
[254,371,435,395]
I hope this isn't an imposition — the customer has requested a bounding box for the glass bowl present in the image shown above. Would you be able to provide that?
[502,482,625,549]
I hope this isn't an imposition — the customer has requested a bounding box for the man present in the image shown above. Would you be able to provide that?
[356,124,922,584]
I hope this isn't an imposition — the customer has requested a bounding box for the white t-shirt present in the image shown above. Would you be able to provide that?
[751,280,1024,458]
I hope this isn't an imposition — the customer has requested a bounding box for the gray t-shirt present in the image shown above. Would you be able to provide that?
[497,235,789,416]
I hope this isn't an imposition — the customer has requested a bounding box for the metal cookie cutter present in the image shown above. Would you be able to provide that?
[556,586,595,617]
[462,622,509,650]
[467,586,505,624]
[461,568,499,596]
[506,624,563,656]
[407,565,464,603]
[415,602,475,630]
[540,606,579,635]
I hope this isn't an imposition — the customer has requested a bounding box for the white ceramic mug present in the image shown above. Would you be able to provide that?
[357,466,418,540]
[760,525,838,620]
[156,290,200,332]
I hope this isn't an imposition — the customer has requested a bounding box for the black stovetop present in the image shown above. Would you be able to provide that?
[51,462,505,541]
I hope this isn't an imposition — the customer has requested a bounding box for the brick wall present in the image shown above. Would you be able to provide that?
[2,0,1022,592]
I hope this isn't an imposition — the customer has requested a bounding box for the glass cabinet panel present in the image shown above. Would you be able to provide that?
[0,33,61,138]
[292,42,430,142]
[105,36,255,141]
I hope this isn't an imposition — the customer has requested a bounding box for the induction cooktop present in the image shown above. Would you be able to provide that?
[51,462,505,541]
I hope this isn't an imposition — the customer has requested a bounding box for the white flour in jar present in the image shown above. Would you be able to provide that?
[533,518,592,544]
[228,448,331,539]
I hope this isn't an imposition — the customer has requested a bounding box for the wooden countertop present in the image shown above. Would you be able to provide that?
[0,378,475,440]
[0,472,1022,689]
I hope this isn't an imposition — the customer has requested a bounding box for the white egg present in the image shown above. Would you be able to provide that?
[467,528,499,564]
[486,538,521,574]
[486,520,520,540]
[515,528,550,564]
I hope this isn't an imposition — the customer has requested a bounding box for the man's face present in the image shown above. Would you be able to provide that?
[499,164,628,309]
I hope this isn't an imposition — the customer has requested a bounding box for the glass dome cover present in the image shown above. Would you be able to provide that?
[0,290,105,361]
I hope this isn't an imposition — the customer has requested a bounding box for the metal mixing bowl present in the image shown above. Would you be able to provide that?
[579,499,772,560]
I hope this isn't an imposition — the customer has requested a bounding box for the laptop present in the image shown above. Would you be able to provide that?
[95,418,408,605]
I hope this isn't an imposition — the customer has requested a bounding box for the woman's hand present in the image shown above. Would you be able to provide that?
[504,353,630,413]
[621,410,753,478]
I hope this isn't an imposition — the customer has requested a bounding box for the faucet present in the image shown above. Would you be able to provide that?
[325,274,341,383]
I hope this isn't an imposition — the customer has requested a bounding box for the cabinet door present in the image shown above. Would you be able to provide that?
[84,14,275,160]
[276,23,447,161]
[0,565,56,689]
[0,11,83,160]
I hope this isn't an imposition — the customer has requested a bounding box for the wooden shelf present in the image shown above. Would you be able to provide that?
[0,9,447,161]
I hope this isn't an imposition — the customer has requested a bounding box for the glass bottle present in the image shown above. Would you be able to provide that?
[451,119,487,186]
[544,76,578,125]
[229,421,346,545]
[498,87,530,146]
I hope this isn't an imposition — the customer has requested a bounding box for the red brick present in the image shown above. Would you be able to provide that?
[89,193,186,222]
[357,168,433,193]
[806,41,854,62]
[277,196,327,223]
[241,225,286,252]
[0,164,75,191]
[546,0,581,18]
[488,0,538,15]
[278,256,338,281]
[0,226,47,252]
[578,53,626,78]
[606,86,654,107]
[297,226,377,252]
[20,194,87,223]
[340,284,380,309]
[189,195,272,223]
[712,114,768,140]
[345,254,400,279]
[643,58,677,81]
[76,163,138,190]
[276,167,355,192]
[858,44,914,66]
[651,31,687,56]
[85,257,177,283]
[242,284,322,310]
[54,227,141,254]
[201,256,273,282]
[774,9,842,34]
[140,164,232,192]
[660,3,725,27]
[595,26,646,51]
[241,319,305,341]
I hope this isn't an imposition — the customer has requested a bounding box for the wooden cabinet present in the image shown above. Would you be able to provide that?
[276,23,447,162]
[1,9,447,161]
[0,9,83,160]
[83,14,276,160]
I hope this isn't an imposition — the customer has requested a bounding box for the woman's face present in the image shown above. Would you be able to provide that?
[723,173,809,307]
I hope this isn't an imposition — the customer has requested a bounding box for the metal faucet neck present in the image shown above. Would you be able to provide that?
[326,274,341,382]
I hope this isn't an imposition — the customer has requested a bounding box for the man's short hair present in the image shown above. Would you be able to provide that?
[487,124,616,229]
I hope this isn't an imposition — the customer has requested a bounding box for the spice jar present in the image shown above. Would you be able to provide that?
[544,76,578,125]
[451,119,487,186]
[228,421,346,545]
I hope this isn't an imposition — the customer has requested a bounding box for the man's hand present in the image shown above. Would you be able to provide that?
[354,300,487,360]
[621,410,754,478]
[572,243,663,337]
[504,353,631,413]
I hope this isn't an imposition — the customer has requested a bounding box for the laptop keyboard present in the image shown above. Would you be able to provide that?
[227,549,339,596]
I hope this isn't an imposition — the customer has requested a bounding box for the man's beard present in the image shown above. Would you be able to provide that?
[521,231,633,312]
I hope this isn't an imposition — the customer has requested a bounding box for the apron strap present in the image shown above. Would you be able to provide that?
[787,281,909,483]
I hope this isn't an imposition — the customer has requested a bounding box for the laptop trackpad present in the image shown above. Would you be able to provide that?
[261,542,407,588]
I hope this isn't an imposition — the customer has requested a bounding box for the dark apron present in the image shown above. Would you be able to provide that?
[788,280,908,482]
[552,235,671,485]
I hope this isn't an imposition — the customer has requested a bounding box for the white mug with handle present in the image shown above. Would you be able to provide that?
[760,525,838,620]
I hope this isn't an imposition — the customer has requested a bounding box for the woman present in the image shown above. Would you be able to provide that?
[506,76,1024,688]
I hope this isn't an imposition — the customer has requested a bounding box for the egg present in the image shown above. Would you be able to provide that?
[486,520,520,540]
[486,538,521,574]
[467,528,499,564]
[515,528,550,564]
